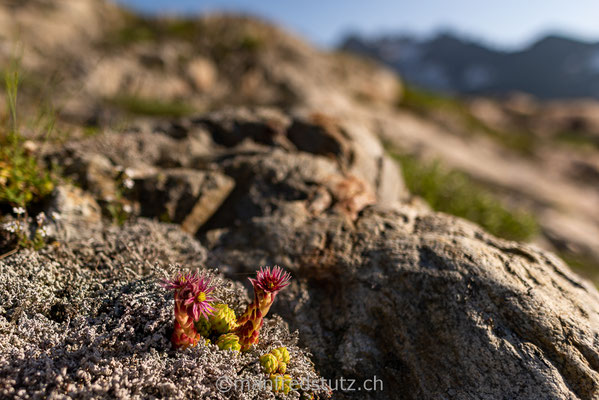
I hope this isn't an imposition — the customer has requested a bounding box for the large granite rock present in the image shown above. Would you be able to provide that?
[6,108,599,399]
[136,169,235,234]
[209,200,599,399]
[47,108,405,233]
[183,116,599,399]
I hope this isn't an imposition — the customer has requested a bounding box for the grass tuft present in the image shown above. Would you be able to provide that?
[1,60,56,209]
[392,152,539,242]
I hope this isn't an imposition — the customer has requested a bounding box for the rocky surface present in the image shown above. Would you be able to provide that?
[210,196,599,399]
[24,107,599,399]
[3,0,598,275]
[136,169,234,234]
[46,108,405,230]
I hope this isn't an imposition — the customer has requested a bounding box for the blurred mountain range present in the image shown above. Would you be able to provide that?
[341,32,599,99]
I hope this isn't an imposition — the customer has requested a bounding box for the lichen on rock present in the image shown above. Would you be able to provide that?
[0,220,325,399]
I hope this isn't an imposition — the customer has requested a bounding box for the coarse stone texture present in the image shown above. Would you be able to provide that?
[37,107,599,399]
[199,145,599,400]
[45,107,405,232]
[7,104,599,400]
[136,169,235,234]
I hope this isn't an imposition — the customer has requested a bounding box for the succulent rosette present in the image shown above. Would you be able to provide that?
[270,374,292,394]
[216,333,241,351]
[260,353,279,374]
[271,347,290,364]
[261,347,290,374]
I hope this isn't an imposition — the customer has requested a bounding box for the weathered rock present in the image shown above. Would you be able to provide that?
[136,169,235,234]
[187,56,218,92]
[200,144,599,400]
[40,185,103,245]
[194,107,292,149]
[195,108,406,205]
[286,110,405,206]
[325,174,376,220]
[377,154,408,205]
[57,151,117,200]
[48,108,405,232]
[48,184,102,225]
[36,104,599,399]
[287,114,352,162]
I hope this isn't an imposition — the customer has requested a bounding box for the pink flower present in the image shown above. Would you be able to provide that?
[163,270,218,349]
[249,266,291,294]
[182,276,216,320]
[162,271,216,320]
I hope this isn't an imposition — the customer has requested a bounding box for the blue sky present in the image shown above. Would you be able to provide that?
[114,0,599,49]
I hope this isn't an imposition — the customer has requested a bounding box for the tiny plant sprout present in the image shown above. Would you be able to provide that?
[260,353,279,374]
[261,347,290,374]
[216,333,241,351]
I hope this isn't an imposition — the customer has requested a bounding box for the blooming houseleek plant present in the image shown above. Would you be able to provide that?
[236,266,291,351]
[162,272,216,349]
